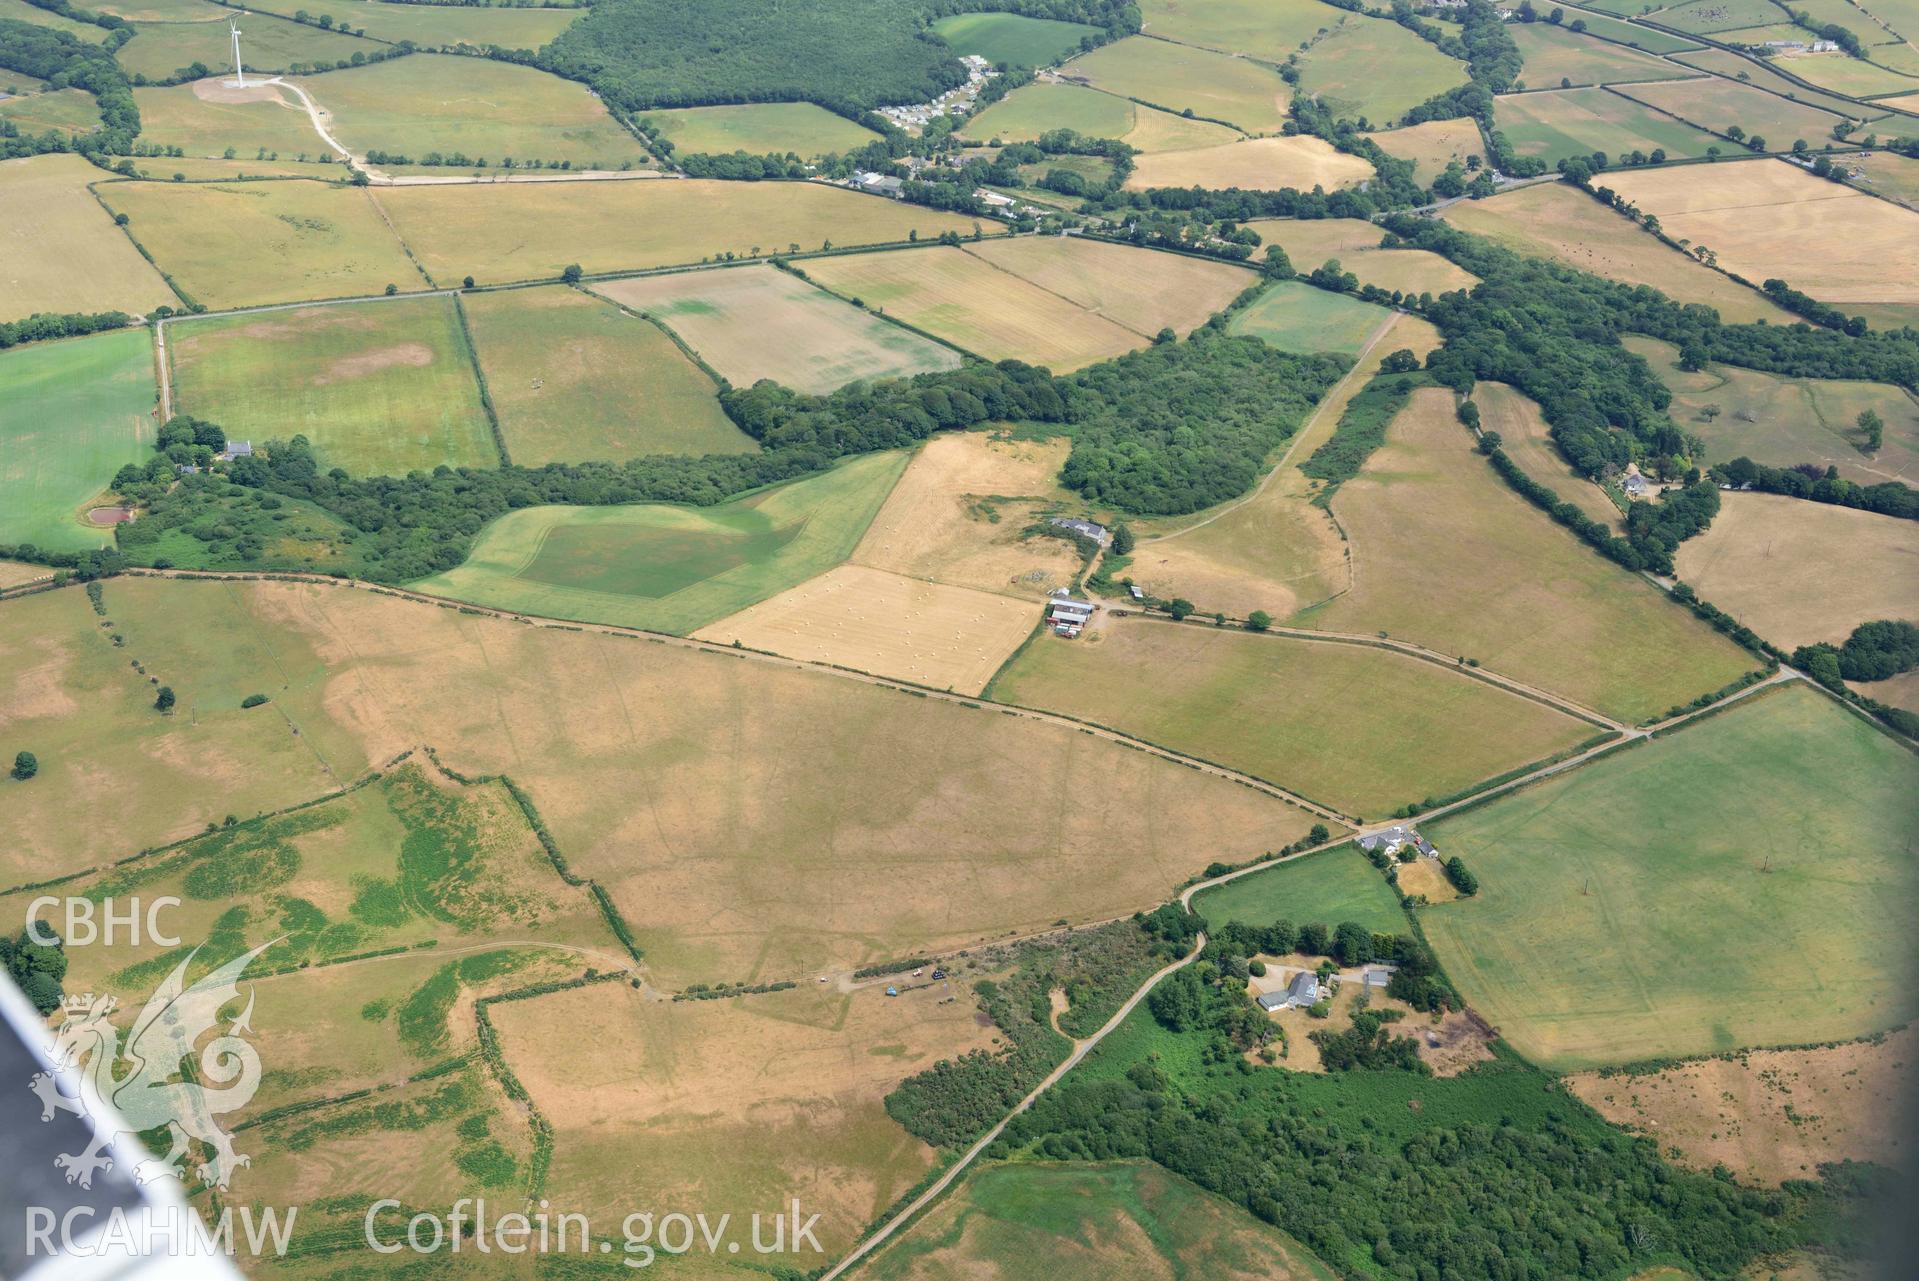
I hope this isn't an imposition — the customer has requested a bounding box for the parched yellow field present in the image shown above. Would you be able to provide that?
[803,245,1145,371]
[992,614,1594,819]
[1477,382,1622,530]
[1127,315,1433,619]
[0,560,51,590]
[1302,388,1760,723]
[1601,159,1919,306]
[1854,668,1919,714]
[238,579,1319,984]
[95,178,421,308]
[693,562,1039,694]
[1246,217,1477,296]
[1363,117,1484,176]
[1125,135,1372,191]
[1672,493,1918,650]
[1567,1028,1918,1186]
[374,178,986,286]
[492,980,997,1266]
[0,154,176,322]
[961,235,1254,337]
[1442,179,1792,324]
[851,431,1085,599]
[959,80,1241,153]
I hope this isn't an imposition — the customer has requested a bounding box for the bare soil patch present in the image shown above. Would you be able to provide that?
[1566,1028,1917,1185]
[313,340,434,384]
[1392,857,1457,903]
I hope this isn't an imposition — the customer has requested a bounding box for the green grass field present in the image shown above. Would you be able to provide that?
[990,618,1594,819]
[231,0,580,50]
[296,54,648,169]
[412,450,909,632]
[461,286,751,466]
[931,11,1099,65]
[0,87,102,136]
[1295,18,1470,124]
[0,331,156,553]
[1509,22,1698,88]
[1614,77,1851,146]
[1063,34,1291,133]
[1666,46,1870,117]
[1627,334,1919,485]
[0,0,109,38]
[114,13,371,81]
[642,101,878,158]
[1227,280,1391,357]
[1521,6,1703,53]
[1138,0,1350,62]
[1495,87,1720,164]
[1194,845,1408,935]
[1656,0,1790,32]
[1421,683,1919,1069]
[960,80,1236,151]
[169,295,495,476]
[132,82,330,160]
[97,178,420,308]
[863,1161,1337,1280]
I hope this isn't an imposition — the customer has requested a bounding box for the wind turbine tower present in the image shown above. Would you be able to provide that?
[226,15,247,88]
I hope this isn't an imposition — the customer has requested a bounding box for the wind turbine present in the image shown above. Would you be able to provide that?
[226,14,246,88]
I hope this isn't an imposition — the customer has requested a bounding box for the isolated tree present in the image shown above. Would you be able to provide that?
[1247,610,1273,632]
[154,686,176,713]
[1308,823,1331,845]
[384,283,398,296]
[1858,409,1884,451]
[1380,348,1420,374]
[561,263,583,284]
[11,751,37,781]
[462,275,475,289]
[1110,523,1135,555]
[1167,598,1195,621]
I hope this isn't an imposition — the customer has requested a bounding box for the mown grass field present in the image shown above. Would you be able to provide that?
[991,616,1595,819]
[1194,845,1408,935]
[215,578,1317,985]
[1441,180,1791,324]
[170,295,495,476]
[0,86,101,136]
[1063,35,1291,133]
[1509,22,1695,88]
[1138,0,1356,63]
[1627,334,1919,484]
[963,235,1254,338]
[132,80,329,160]
[1362,116,1485,176]
[1246,217,1477,297]
[642,101,878,158]
[1602,159,1919,308]
[114,13,370,81]
[0,330,155,553]
[1227,279,1391,357]
[863,1161,1338,1280]
[235,0,580,49]
[1302,388,1760,723]
[803,244,1146,370]
[0,154,176,323]
[296,54,648,169]
[594,263,961,394]
[932,10,1099,64]
[1494,87,1720,164]
[1667,46,1873,116]
[97,178,419,307]
[375,178,985,285]
[461,285,751,465]
[1613,77,1852,147]
[960,81,1239,151]
[1125,134,1372,191]
[412,450,907,633]
[1294,17,1470,123]
[1421,683,1919,1069]
[1777,49,1919,97]
[1672,493,1919,649]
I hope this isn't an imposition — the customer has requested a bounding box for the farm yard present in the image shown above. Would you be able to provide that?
[1601,159,1919,308]
[641,102,879,159]
[460,286,751,465]
[1421,683,1919,1069]
[0,329,156,552]
[801,245,1147,369]
[1672,493,1919,649]
[692,562,1039,695]
[373,179,984,286]
[0,154,176,322]
[592,263,961,394]
[94,178,421,308]
[1302,388,1760,723]
[412,451,909,634]
[1441,179,1793,323]
[293,55,649,171]
[1061,35,1292,133]
[862,1161,1337,1280]
[1227,280,1393,357]
[1124,135,1373,191]
[990,615,1597,819]
[167,295,497,476]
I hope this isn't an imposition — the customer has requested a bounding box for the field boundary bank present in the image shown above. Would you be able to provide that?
[100,569,1356,823]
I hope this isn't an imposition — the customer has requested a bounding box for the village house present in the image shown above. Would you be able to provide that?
[219,440,254,461]
[1257,969,1326,1011]
[1357,826,1436,858]
[1050,516,1110,545]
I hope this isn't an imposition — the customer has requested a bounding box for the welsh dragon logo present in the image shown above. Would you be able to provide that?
[29,941,275,1191]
